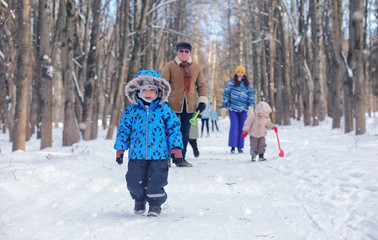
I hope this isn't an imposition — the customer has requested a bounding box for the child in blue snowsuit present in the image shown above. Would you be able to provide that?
[114,70,183,217]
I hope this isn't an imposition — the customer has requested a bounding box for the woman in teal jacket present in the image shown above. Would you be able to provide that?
[114,70,183,217]
[221,66,255,153]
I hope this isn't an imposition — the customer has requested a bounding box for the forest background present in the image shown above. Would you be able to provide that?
[0,0,377,151]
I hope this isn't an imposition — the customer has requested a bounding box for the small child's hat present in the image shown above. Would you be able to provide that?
[134,70,162,79]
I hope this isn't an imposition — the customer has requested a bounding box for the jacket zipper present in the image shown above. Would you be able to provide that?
[145,105,149,159]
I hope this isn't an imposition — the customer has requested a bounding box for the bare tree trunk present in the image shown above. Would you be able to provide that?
[310,0,322,126]
[349,0,366,134]
[325,0,344,129]
[302,38,313,126]
[91,30,106,139]
[144,1,154,70]
[0,37,7,133]
[13,0,32,151]
[249,0,262,104]
[101,9,119,130]
[126,0,150,90]
[38,0,53,149]
[1,9,17,139]
[51,0,66,129]
[261,39,269,102]
[0,8,12,133]
[29,0,39,139]
[82,0,102,140]
[5,22,17,140]
[106,0,130,140]
[227,0,233,75]
[267,0,277,122]
[278,0,291,125]
[61,0,80,146]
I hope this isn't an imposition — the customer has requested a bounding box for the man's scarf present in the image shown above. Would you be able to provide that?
[180,61,191,92]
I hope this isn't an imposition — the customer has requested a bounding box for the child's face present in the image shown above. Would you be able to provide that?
[141,87,157,101]
[259,112,269,118]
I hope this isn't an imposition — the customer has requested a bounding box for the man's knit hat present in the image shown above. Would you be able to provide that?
[176,42,192,51]
[234,66,246,74]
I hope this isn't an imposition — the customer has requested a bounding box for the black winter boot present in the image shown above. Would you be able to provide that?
[134,200,146,215]
[230,147,235,153]
[147,205,161,217]
[259,154,266,161]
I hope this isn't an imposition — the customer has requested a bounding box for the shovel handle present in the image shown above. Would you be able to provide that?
[189,110,201,125]
[275,131,281,150]
[275,131,284,157]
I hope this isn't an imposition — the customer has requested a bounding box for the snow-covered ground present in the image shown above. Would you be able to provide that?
[1,115,378,240]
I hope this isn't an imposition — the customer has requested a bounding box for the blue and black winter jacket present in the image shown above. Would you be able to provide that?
[114,70,183,160]
[114,99,182,160]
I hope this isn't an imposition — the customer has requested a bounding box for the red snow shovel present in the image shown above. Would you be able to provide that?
[274,127,284,157]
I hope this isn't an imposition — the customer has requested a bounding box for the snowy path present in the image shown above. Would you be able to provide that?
[1,117,378,239]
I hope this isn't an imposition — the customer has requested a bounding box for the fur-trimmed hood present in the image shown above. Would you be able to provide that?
[255,101,272,115]
[125,72,171,104]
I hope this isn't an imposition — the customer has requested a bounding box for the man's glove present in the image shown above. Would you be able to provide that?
[196,102,206,113]
[171,148,183,165]
[221,108,227,118]
[241,131,248,138]
[116,150,124,165]
[273,126,278,133]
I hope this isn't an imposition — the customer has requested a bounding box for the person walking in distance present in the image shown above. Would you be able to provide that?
[221,66,255,154]
[200,104,210,137]
[161,42,208,167]
[209,103,219,132]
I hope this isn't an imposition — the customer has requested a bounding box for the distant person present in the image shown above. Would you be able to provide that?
[114,70,183,217]
[209,103,219,132]
[242,101,277,162]
[221,66,255,153]
[200,104,210,137]
[161,42,208,167]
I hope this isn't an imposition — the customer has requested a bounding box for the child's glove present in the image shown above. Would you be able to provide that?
[196,102,206,113]
[171,148,183,165]
[221,108,227,118]
[273,126,278,133]
[241,131,248,138]
[116,150,124,165]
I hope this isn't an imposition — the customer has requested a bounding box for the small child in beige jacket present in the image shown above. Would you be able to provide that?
[242,101,276,161]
